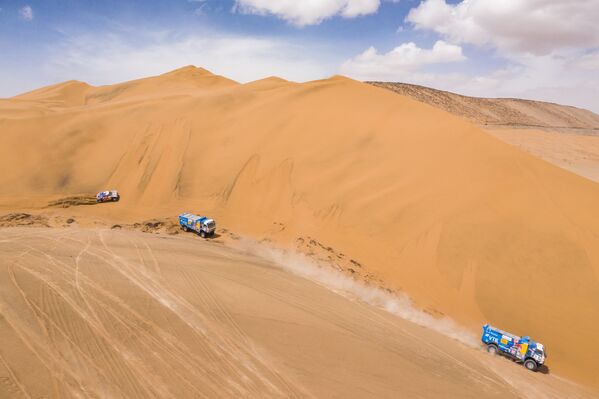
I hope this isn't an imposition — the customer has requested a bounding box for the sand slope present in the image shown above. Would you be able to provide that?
[368,82,599,183]
[485,128,599,183]
[1,67,599,387]
[1,227,597,399]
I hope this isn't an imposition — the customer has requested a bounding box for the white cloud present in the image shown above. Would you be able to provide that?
[575,51,599,70]
[390,0,599,113]
[39,31,333,87]
[19,5,33,21]
[406,0,599,55]
[233,0,380,26]
[340,40,465,80]
[346,48,599,113]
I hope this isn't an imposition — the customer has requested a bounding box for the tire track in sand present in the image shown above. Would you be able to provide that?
[94,229,302,397]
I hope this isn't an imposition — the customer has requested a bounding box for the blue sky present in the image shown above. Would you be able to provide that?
[1,0,598,112]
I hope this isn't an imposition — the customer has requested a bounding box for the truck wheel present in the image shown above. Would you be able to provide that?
[200,231,206,238]
[486,344,498,355]
[524,359,537,371]
[182,226,188,232]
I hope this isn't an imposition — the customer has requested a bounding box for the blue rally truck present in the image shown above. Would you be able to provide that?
[482,324,546,371]
[179,213,216,238]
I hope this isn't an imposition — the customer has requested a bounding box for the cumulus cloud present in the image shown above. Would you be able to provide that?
[234,0,380,26]
[406,0,599,55]
[340,40,465,80]
[19,5,33,21]
[375,0,599,113]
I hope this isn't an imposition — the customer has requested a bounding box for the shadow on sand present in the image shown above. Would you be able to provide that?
[537,364,550,375]
[180,229,222,240]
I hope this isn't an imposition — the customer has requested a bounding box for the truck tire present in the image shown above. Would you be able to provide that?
[182,226,188,232]
[524,359,537,371]
[200,231,206,238]
[486,344,498,355]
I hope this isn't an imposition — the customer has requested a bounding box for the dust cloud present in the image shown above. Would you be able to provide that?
[235,238,479,348]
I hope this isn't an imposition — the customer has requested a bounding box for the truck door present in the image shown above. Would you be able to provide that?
[519,343,529,357]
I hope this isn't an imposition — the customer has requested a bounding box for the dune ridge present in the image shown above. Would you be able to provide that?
[1,66,599,388]
[367,81,599,133]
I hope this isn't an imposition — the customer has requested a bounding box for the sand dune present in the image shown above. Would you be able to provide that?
[1,227,596,399]
[1,67,599,390]
[15,66,238,108]
[368,82,599,133]
[369,81,599,183]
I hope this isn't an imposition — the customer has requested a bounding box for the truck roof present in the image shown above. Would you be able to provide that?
[179,213,208,222]
[484,324,539,345]
[485,324,520,339]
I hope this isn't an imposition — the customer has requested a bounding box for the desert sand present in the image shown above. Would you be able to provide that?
[369,81,599,183]
[1,66,599,395]
[486,129,599,183]
[1,227,597,399]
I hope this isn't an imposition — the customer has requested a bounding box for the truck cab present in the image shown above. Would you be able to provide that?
[482,324,546,371]
[179,213,216,238]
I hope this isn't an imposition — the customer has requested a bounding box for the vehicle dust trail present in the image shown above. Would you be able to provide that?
[228,238,519,389]
[228,237,599,398]
[232,237,479,348]
[231,237,599,399]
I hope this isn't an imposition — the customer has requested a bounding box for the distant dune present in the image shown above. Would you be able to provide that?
[368,81,599,183]
[1,66,599,389]
[367,81,599,133]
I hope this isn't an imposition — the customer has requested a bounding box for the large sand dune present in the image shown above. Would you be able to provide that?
[1,227,596,398]
[1,67,599,389]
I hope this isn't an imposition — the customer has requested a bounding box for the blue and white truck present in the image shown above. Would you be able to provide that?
[179,213,216,238]
[482,324,546,371]
[96,190,120,203]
